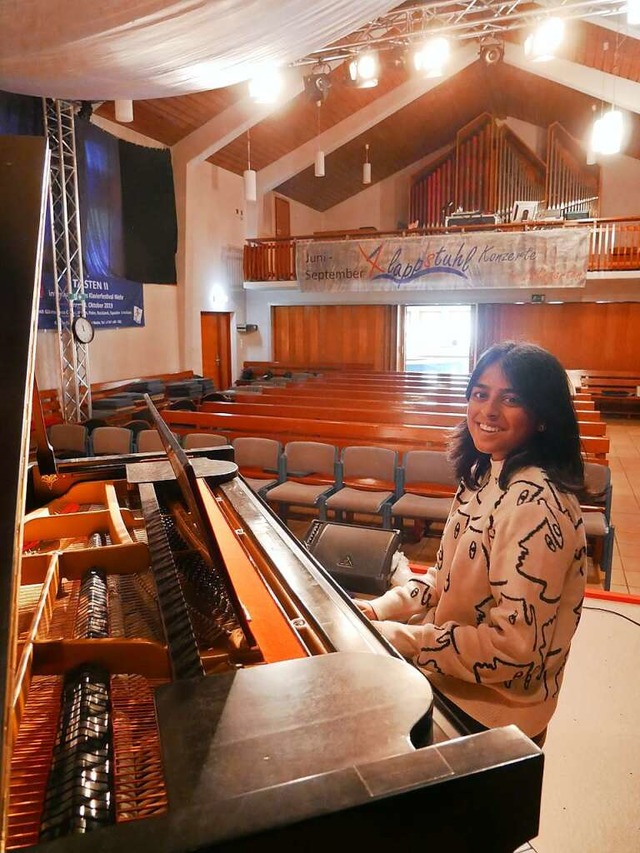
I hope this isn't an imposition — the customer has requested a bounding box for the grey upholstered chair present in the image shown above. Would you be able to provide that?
[232,437,282,496]
[48,423,89,458]
[390,450,458,539]
[265,441,339,522]
[581,462,615,591]
[90,426,133,456]
[324,445,399,529]
[136,429,166,452]
[182,432,229,449]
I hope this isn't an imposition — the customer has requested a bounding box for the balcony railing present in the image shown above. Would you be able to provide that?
[243,217,640,282]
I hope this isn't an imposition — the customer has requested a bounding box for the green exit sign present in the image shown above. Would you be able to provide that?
[530,294,545,303]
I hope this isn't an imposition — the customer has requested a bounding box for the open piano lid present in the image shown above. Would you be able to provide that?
[131,393,255,650]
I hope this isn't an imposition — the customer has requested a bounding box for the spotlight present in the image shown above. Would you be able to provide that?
[591,108,625,156]
[346,51,379,88]
[77,100,93,120]
[524,18,565,62]
[248,67,285,103]
[303,66,332,103]
[479,40,504,65]
[413,37,450,78]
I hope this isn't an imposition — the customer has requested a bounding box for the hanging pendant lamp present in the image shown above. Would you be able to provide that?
[362,143,371,184]
[115,99,134,122]
[244,128,257,201]
[314,100,325,177]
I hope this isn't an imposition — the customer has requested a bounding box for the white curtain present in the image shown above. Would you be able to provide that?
[0,0,398,99]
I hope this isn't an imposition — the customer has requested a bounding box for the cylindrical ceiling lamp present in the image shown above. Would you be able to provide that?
[244,128,257,201]
[362,143,371,184]
[314,100,325,177]
[243,168,257,201]
[115,99,134,122]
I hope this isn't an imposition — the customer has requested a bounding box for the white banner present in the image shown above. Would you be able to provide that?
[297,228,590,292]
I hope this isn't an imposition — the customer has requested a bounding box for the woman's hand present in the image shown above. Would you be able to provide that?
[353,599,378,620]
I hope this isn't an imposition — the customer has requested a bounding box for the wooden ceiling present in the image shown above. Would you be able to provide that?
[96,16,640,212]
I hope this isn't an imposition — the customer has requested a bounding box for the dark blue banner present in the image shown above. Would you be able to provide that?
[39,273,145,330]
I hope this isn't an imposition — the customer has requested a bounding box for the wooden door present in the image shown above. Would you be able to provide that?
[274,196,290,237]
[201,312,232,391]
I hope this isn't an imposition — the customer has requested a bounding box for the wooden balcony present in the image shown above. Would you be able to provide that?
[243,217,640,283]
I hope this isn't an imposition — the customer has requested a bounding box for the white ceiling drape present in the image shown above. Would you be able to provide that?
[0,0,398,100]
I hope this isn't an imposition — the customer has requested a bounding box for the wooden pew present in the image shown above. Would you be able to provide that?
[579,370,640,416]
[233,384,596,410]
[229,391,600,420]
[242,361,374,376]
[163,410,609,462]
[200,401,607,436]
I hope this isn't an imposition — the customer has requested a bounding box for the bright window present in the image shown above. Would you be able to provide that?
[404,305,472,374]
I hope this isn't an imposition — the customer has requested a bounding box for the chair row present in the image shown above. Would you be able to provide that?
[234,437,615,590]
[47,426,614,590]
[47,423,231,457]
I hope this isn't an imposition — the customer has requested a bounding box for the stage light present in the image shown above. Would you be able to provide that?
[248,67,284,103]
[524,18,565,62]
[591,108,624,156]
[413,37,450,78]
[347,52,379,88]
[479,40,504,64]
[303,65,332,103]
[628,0,640,26]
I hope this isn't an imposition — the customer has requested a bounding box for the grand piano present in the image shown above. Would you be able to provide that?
[0,134,543,852]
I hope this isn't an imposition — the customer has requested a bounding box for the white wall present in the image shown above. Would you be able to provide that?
[261,192,323,237]
[183,161,247,372]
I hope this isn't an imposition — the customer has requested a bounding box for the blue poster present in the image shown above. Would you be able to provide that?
[38,273,145,330]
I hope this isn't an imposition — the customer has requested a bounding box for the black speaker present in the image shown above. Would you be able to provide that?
[303,520,401,595]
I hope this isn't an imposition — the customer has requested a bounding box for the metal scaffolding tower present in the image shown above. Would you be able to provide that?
[42,98,92,423]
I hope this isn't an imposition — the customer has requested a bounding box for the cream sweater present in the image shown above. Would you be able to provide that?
[371,461,587,737]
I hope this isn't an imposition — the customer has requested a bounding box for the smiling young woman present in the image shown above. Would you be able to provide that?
[355,341,586,745]
[466,360,540,461]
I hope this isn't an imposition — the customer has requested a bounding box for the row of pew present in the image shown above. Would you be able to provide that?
[160,369,610,463]
[38,371,217,429]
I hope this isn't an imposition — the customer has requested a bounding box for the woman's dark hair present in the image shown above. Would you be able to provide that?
[449,341,584,493]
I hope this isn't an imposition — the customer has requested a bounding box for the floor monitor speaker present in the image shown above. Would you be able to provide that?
[303,520,401,595]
